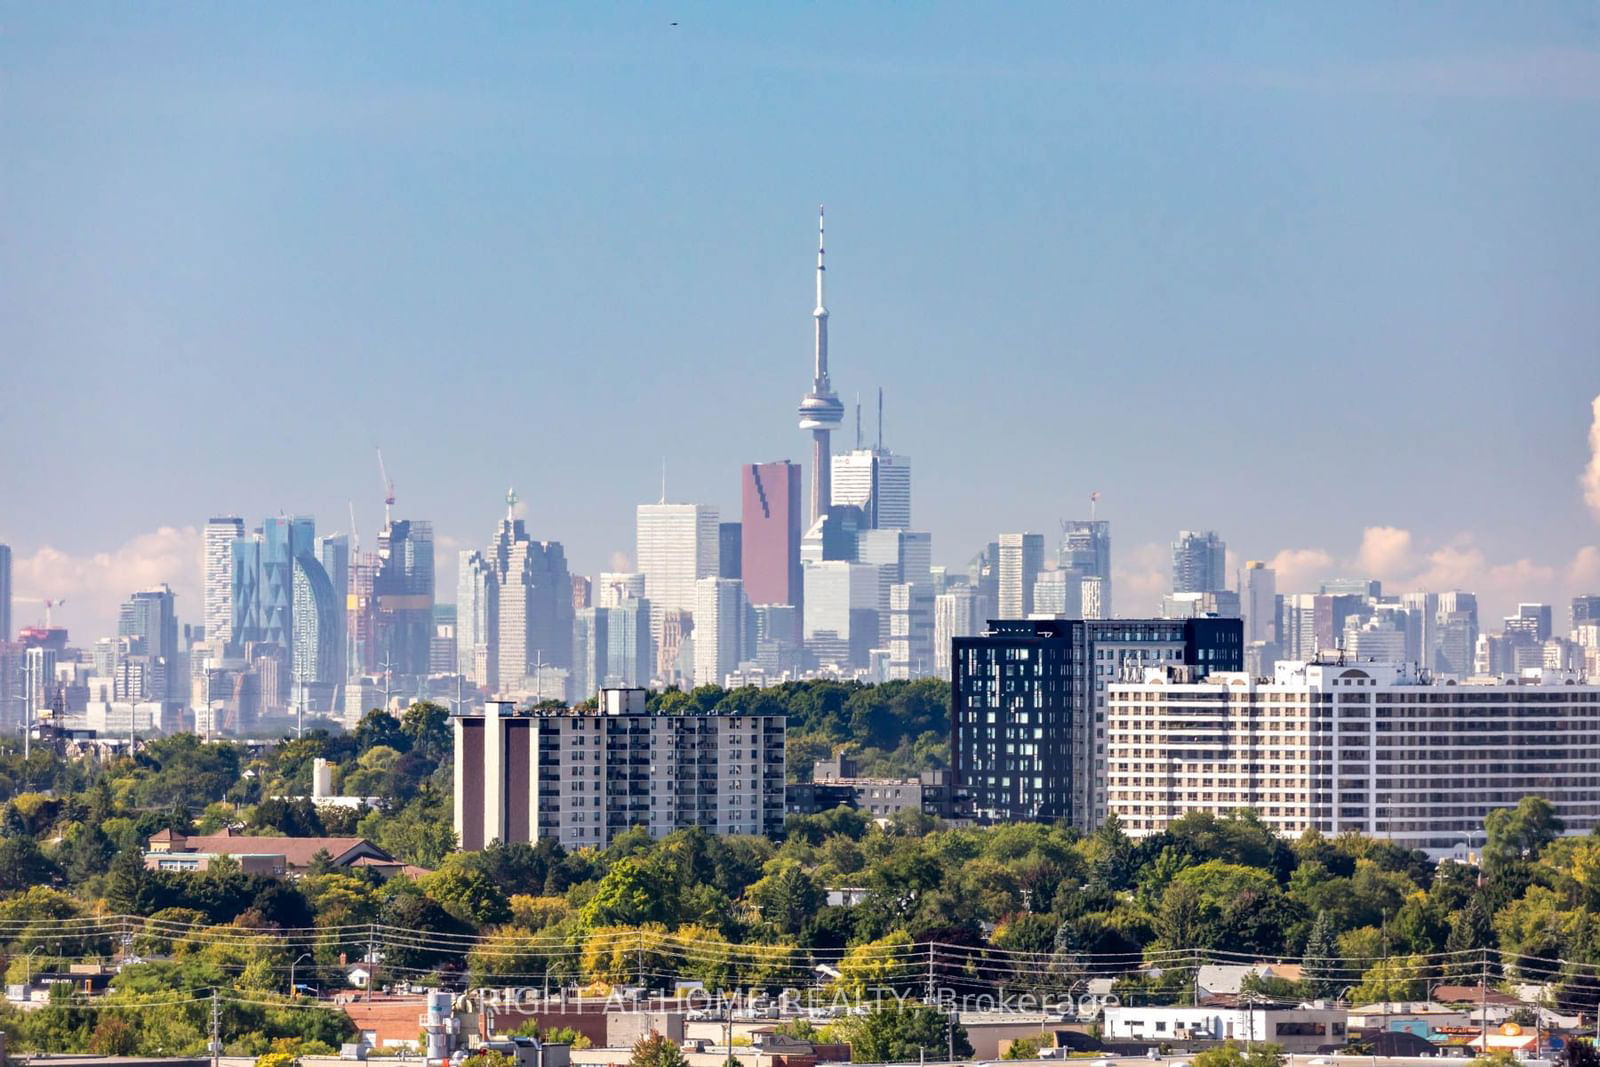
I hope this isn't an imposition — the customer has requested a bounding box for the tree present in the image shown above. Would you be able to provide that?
[1301,910,1339,997]
[250,798,325,837]
[400,702,451,763]
[0,834,59,891]
[1193,1044,1285,1067]
[1485,797,1564,867]
[1557,1038,1600,1067]
[1004,1035,1050,1060]
[629,1033,688,1067]
[1469,1051,1522,1067]
[835,1003,971,1063]
[580,856,680,928]
[421,865,512,925]
[833,931,916,998]
[353,709,408,755]
[749,863,823,937]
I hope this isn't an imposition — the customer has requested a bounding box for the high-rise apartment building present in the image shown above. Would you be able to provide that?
[1108,658,1600,850]
[1058,520,1112,617]
[997,533,1045,618]
[603,596,653,690]
[858,528,932,648]
[887,581,934,679]
[740,461,804,623]
[1516,602,1554,643]
[933,585,991,680]
[0,542,10,642]
[1573,595,1600,633]
[203,517,244,648]
[1241,561,1277,645]
[373,517,435,676]
[229,518,343,710]
[572,608,607,703]
[1032,570,1080,617]
[316,534,349,688]
[22,646,57,728]
[952,617,1244,828]
[1161,590,1242,619]
[457,550,497,690]
[1436,591,1479,676]
[290,554,341,705]
[1171,530,1227,593]
[452,688,786,850]
[636,502,720,623]
[118,585,178,664]
[1080,576,1107,620]
[693,577,748,688]
[571,575,592,612]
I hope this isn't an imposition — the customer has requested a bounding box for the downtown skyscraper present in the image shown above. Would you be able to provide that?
[635,501,720,623]
[204,516,244,648]
[372,515,435,677]
[740,461,803,625]
[1171,529,1227,593]
[1059,518,1112,618]
[487,490,573,698]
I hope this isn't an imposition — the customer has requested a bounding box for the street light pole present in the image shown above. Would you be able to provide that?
[291,953,312,997]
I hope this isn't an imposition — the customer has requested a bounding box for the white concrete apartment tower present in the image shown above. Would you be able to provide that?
[997,533,1044,618]
[204,516,245,647]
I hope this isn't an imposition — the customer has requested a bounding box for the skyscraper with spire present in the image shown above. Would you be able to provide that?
[797,207,846,526]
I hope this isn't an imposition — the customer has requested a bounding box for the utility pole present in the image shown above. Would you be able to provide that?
[926,943,935,1004]
[210,987,221,1067]
[1480,951,1489,1053]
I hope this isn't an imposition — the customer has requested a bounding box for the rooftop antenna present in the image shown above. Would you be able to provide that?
[376,448,395,525]
[855,393,862,450]
[660,457,668,504]
[1089,490,1101,520]
[877,387,884,452]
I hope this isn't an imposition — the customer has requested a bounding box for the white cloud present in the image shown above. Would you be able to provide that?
[1356,526,1415,580]
[1112,542,1170,617]
[1570,545,1600,590]
[608,551,633,573]
[1584,394,1600,525]
[12,526,202,641]
[1268,547,1335,591]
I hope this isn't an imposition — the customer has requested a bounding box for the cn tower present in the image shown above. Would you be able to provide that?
[797,206,846,525]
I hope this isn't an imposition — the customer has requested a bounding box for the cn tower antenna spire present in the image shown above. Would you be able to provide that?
[797,205,845,525]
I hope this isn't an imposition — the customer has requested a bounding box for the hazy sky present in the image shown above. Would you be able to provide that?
[5,3,1600,640]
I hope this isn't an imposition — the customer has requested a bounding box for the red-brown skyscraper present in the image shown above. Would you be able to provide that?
[741,461,803,626]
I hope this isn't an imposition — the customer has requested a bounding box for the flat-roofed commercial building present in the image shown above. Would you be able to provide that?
[1107,657,1600,850]
[453,688,785,850]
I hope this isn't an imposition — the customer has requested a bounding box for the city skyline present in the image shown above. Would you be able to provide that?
[4,4,1600,639]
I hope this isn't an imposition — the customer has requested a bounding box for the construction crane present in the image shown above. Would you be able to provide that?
[16,597,65,627]
[376,448,395,526]
[348,500,360,556]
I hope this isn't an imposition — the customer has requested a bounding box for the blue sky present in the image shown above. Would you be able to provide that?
[4,3,1600,638]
